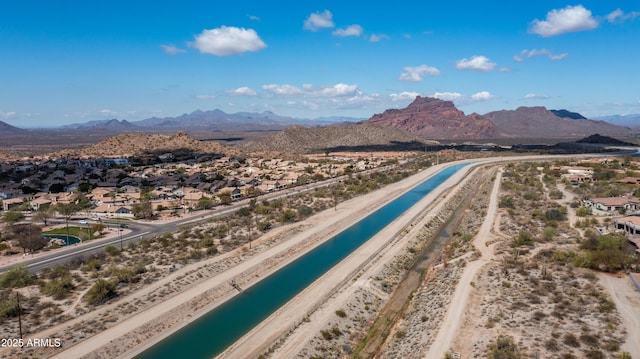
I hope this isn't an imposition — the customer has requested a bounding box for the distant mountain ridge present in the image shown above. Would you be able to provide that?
[59,110,364,132]
[550,109,587,120]
[0,120,25,133]
[595,114,640,128]
[484,106,629,138]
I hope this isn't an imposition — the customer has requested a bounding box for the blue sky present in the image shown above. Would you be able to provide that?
[1,1,639,127]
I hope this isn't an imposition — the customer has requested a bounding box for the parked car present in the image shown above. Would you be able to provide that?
[78,220,88,225]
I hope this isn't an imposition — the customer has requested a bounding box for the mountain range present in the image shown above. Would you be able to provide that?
[367,96,632,140]
[58,110,362,132]
[1,98,639,142]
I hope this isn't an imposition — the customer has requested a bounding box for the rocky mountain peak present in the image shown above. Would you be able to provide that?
[367,96,501,140]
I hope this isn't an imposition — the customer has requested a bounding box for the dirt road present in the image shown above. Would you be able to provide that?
[423,168,502,358]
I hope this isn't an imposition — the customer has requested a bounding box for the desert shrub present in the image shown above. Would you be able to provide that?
[85,279,117,305]
[563,333,580,347]
[297,205,313,218]
[335,309,346,318]
[512,230,534,247]
[257,221,271,232]
[488,335,521,359]
[545,208,566,221]
[279,209,297,223]
[42,276,75,300]
[83,257,102,272]
[104,245,120,256]
[499,197,515,208]
[576,207,590,216]
[0,264,34,288]
[0,295,19,322]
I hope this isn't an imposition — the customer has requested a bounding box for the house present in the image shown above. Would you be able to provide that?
[30,197,52,212]
[613,216,640,253]
[2,197,24,211]
[584,197,640,214]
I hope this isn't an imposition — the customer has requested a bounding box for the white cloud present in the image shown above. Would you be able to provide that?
[195,95,216,100]
[0,111,16,119]
[161,44,186,55]
[190,26,266,56]
[607,9,640,23]
[262,84,303,96]
[455,56,496,72]
[368,34,389,42]
[304,10,334,31]
[390,92,421,101]
[513,48,568,62]
[433,92,463,101]
[314,83,358,97]
[261,83,358,98]
[99,109,117,116]
[332,24,363,37]
[529,5,598,37]
[227,87,257,96]
[248,14,261,21]
[524,93,550,100]
[399,65,441,82]
[471,91,495,101]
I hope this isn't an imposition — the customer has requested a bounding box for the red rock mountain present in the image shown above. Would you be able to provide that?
[367,96,502,140]
[484,106,630,138]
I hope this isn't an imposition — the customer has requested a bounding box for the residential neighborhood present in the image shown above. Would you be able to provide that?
[0,151,399,221]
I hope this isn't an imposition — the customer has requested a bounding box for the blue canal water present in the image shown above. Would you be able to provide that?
[137,163,468,359]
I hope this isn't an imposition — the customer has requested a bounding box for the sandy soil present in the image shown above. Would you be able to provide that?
[599,273,640,355]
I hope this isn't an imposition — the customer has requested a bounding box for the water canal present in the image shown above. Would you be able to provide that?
[137,163,469,359]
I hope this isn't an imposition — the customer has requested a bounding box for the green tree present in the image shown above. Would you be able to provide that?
[54,202,81,245]
[132,199,153,219]
[11,224,47,254]
[196,197,214,210]
[33,207,54,226]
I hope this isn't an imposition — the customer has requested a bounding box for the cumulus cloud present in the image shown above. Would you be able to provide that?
[369,34,389,42]
[262,84,303,96]
[529,5,598,37]
[524,93,550,100]
[227,87,257,96]
[455,56,496,72]
[190,26,266,56]
[433,92,463,101]
[304,10,334,31]
[161,44,186,55]
[332,24,363,37]
[607,9,640,23]
[513,48,568,62]
[390,92,421,101]
[314,83,358,97]
[399,65,441,82]
[260,83,358,98]
[471,91,495,101]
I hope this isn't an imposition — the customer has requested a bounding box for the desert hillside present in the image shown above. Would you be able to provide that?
[52,132,234,158]
[243,122,436,153]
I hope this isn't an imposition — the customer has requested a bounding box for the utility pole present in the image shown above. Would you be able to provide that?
[16,292,23,339]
